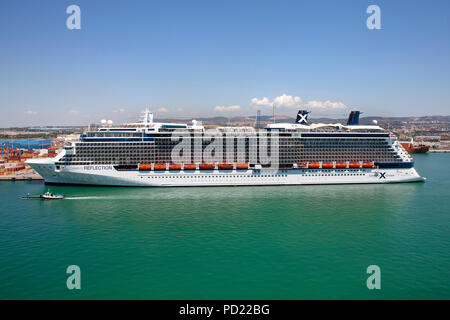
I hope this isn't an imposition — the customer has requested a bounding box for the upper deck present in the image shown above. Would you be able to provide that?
[79,109,390,142]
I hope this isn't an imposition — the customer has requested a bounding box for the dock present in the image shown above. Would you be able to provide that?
[429,150,450,153]
[0,170,44,181]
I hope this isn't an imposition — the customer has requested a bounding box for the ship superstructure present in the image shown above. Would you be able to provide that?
[27,109,424,186]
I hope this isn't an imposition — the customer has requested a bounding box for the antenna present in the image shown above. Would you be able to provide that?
[273,103,276,124]
[256,110,261,129]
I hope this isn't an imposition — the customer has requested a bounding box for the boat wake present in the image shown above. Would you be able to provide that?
[65,196,108,200]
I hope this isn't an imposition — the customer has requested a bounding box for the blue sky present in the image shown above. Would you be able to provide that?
[0,0,449,126]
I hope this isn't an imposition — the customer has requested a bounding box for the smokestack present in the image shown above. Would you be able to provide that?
[347,111,361,125]
[295,110,310,125]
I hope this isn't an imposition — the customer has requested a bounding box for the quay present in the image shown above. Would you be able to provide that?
[0,170,44,181]
[429,150,450,153]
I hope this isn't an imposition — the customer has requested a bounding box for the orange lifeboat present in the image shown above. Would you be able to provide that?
[139,164,151,170]
[362,162,374,168]
[154,164,167,171]
[218,163,233,170]
[297,162,307,168]
[199,163,215,170]
[169,164,181,170]
[308,162,320,169]
[336,162,347,168]
[183,164,196,170]
[322,162,334,168]
[236,163,248,170]
[349,162,361,168]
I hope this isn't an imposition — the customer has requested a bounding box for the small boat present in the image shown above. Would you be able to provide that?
[308,162,320,169]
[236,163,248,170]
[218,163,233,170]
[362,162,374,168]
[40,191,64,200]
[400,143,429,153]
[336,162,347,168]
[199,163,215,170]
[169,164,181,170]
[183,164,196,170]
[154,164,167,171]
[349,162,361,168]
[400,138,430,153]
[138,164,151,170]
[322,162,334,168]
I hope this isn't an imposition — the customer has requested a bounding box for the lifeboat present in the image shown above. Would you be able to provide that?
[139,164,151,170]
[297,163,307,168]
[183,164,196,170]
[349,162,361,168]
[169,164,181,170]
[199,163,215,170]
[236,163,248,170]
[362,162,374,168]
[336,162,347,168]
[154,164,167,171]
[308,162,320,169]
[218,163,233,170]
[322,162,334,168]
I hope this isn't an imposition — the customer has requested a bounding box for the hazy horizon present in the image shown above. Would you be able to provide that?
[1,111,449,129]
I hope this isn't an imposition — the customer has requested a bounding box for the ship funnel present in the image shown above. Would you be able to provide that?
[295,110,310,125]
[347,111,361,125]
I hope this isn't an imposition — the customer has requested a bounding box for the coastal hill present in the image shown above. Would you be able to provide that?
[1,115,449,140]
[155,115,450,138]
[158,114,450,125]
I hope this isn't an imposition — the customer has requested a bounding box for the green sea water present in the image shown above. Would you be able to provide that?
[0,153,449,299]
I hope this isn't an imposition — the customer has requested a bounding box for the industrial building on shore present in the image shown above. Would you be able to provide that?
[0,139,54,180]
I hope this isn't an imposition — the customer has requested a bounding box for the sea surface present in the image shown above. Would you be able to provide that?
[0,153,449,299]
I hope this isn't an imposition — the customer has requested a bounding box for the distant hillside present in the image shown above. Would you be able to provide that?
[156,115,450,126]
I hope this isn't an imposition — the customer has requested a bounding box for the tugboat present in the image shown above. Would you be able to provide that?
[40,191,64,200]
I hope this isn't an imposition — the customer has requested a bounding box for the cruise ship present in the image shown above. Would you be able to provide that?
[27,109,425,186]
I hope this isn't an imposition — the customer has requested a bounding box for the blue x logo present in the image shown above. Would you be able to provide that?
[379,172,386,179]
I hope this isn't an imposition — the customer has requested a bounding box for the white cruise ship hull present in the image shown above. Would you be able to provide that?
[27,159,425,187]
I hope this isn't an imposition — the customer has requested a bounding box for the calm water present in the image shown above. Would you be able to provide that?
[0,154,449,299]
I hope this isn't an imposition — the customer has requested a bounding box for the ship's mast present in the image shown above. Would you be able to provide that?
[273,103,276,124]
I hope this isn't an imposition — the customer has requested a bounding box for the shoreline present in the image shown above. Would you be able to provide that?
[0,173,44,181]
